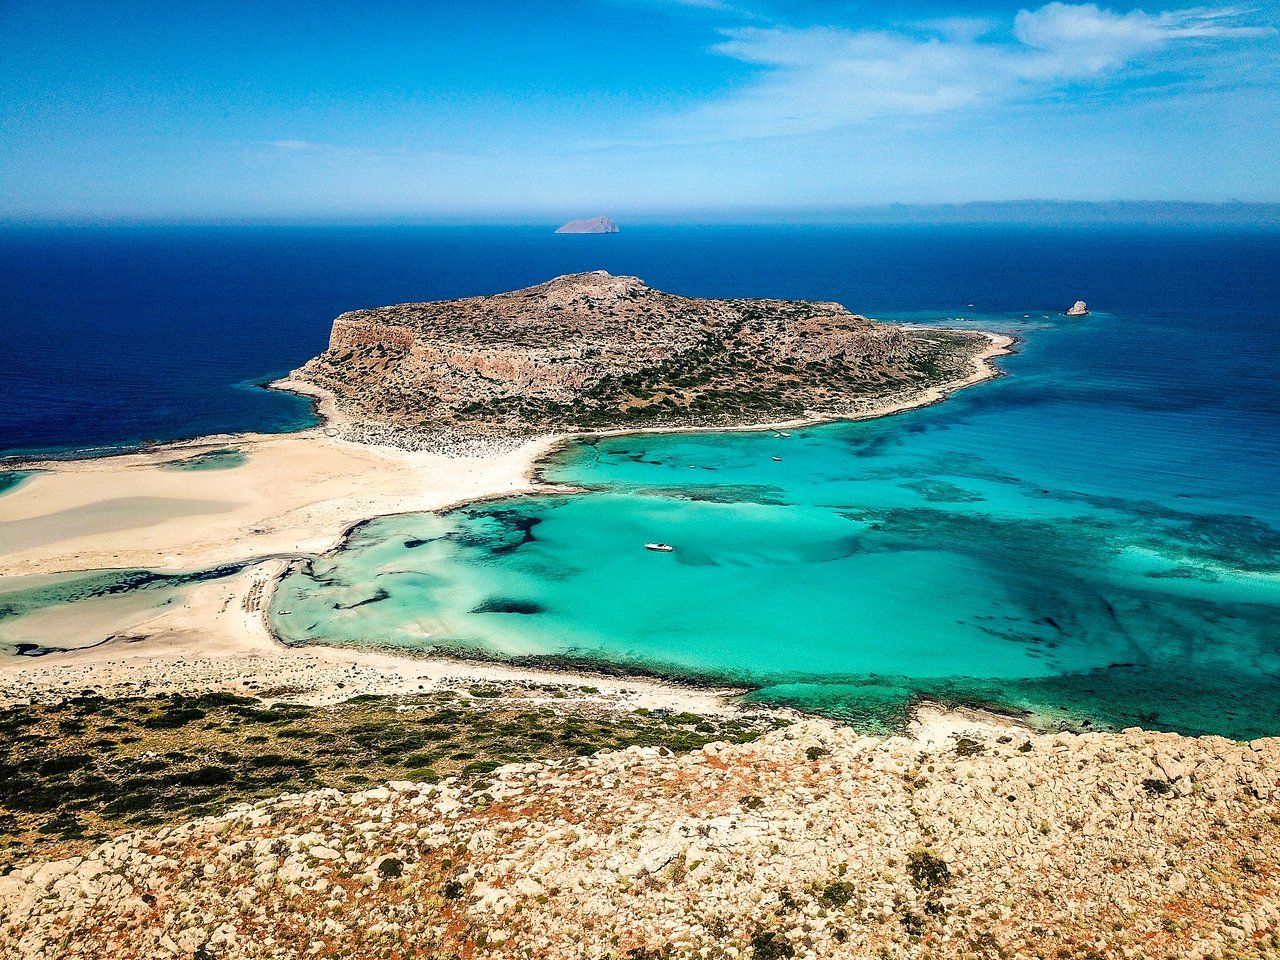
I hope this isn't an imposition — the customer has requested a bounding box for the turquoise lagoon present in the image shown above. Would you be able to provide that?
[0,472,32,496]
[271,307,1280,740]
[160,448,247,471]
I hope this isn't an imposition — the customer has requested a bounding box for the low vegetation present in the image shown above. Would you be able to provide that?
[0,689,781,866]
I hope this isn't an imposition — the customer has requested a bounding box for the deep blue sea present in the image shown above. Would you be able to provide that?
[4,224,1276,457]
[3,224,1279,737]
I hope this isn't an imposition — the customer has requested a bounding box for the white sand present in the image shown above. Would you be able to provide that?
[0,429,558,577]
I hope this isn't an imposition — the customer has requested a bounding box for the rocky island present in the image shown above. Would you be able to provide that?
[287,271,999,450]
[554,216,619,234]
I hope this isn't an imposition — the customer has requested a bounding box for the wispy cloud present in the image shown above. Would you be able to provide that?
[607,0,751,16]
[1013,3,1273,72]
[671,3,1274,139]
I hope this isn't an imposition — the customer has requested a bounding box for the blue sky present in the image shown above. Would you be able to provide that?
[2,0,1277,221]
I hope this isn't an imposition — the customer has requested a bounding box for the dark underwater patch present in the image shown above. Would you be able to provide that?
[449,507,544,556]
[899,479,985,503]
[637,484,789,507]
[471,598,547,615]
[333,589,390,610]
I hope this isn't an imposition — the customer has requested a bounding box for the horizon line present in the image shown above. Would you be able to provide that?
[3,199,1279,230]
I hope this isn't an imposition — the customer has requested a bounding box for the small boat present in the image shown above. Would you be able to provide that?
[644,542,675,552]
[278,610,292,616]
[772,456,783,462]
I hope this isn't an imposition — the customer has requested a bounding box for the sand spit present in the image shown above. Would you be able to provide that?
[2,718,1277,959]
[0,429,558,579]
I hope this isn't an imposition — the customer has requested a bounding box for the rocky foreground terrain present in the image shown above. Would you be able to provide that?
[3,714,1277,960]
[291,272,989,449]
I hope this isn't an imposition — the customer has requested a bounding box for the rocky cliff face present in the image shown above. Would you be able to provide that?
[292,272,986,447]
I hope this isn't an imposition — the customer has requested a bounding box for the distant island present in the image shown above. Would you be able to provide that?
[554,216,619,234]
[285,270,1006,449]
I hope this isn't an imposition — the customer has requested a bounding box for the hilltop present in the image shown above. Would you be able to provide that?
[4,714,1277,959]
[287,271,999,449]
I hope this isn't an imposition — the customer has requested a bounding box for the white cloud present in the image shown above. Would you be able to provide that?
[1013,3,1273,73]
[676,3,1274,139]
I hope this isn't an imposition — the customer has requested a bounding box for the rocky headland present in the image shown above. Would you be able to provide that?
[287,272,998,451]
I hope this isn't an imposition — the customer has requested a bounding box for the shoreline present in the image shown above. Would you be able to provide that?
[0,328,1021,738]
[529,328,1016,483]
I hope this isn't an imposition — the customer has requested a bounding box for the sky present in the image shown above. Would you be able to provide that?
[2,0,1278,221]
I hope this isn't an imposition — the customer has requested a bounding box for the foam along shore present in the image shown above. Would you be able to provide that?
[0,327,1012,706]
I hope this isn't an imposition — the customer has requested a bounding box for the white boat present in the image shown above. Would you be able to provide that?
[772,456,783,462]
[644,542,674,552]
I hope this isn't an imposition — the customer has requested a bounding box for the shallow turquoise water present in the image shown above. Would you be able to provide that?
[271,306,1280,740]
[0,566,243,656]
[160,448,247,471]
[0,472,32,496]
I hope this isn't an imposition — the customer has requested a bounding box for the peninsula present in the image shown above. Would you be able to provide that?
[284,271,996,449]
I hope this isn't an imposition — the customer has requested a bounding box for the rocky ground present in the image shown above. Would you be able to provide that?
[3,715,1277,959]
[293,272,993,445]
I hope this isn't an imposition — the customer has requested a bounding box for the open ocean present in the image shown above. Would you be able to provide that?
[3,224,1279,737]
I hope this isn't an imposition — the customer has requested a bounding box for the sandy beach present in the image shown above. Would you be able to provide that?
[0,429,560,578]
[0,329,1014,715]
